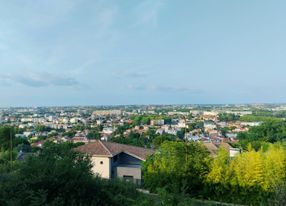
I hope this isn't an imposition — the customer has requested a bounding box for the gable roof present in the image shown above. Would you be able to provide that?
[75,140,154,161]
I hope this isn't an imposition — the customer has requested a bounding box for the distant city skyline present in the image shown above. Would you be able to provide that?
[0,0,286,107]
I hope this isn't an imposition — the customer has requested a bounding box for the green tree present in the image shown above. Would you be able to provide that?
[237,120,286,148]
[143,141,210,196]
[0,126,15,151]
[152,134,176,149]
[206,143,286,205]
[0,142,143,206]
[218,113,240,122]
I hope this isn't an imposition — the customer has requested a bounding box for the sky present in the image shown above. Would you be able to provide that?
[0,0,286,106]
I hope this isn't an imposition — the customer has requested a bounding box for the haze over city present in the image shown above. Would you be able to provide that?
[0,0,286,106]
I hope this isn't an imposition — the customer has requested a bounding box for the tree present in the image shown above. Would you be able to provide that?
[35,125,51,132]
[0,126,15,151]
[207,147,229,185]
[206,143,286,205]
[143,141,210,196]
[0,142,143,206]
[218,113,240,122]
[237,120,286,149]
[87,129,100,139]
[152,134,176,149]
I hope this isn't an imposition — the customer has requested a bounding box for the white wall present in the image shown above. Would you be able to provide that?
[91,156,111,179]
[230,149,240,157]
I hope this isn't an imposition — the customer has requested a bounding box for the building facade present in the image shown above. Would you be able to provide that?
[76,140,154,185]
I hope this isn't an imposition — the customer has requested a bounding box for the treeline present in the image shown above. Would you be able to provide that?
[143,141,286,205]
[0,141,180,206]
[240,115,282,122]
[0,126,142,206]
[206,144,286,205]
[237,120,286,150]
[251,109,286,118]
[110,131,177,149]
[0,142,142,206]
[218,113,240,122]
[110,123,180,148]
[239,109,286,122]
[131,115,172,126]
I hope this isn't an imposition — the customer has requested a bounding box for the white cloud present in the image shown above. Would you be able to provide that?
[0,72,79,87]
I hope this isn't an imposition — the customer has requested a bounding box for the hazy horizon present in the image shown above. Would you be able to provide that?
[1,0,286,106]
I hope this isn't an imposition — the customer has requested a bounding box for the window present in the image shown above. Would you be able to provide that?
[100,161,103,164]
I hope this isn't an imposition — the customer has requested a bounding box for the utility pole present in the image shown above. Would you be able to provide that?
[183,115,188,164]
[10,127,13,166]
[184,116,187,143]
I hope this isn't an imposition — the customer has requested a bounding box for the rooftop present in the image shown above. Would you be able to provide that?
[75,140,154,161]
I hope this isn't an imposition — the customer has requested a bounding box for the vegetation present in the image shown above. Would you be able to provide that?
[0,141,145,206]
[142,140,286,205]
[143,141,210,196]
[239,109,285,122]
[206,144,286,205]
[1,122,286,205]
[187,121,204,131]
[0,126,31,163]
[240,115,282,122]
[218,113,240,122]
[110,132,150,148]
[152,134,177,149]
[237,120,286,150]
[87,128,101,139]
[111,124,177,149]
[131,115,172,126]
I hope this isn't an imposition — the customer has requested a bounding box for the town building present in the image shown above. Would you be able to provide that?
[75,140,154,185]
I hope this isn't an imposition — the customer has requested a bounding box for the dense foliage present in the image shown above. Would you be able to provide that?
[143,141,286,205]
[143,141,210,195]
[152,134,177,149]
[131,115,172,126]
[110,132,150,147]
[218,113,240,122]
[206,144,286,205]
[238,120,286,150]
[0,126,31,163]
[240,115,282,122]
[0,142,144,206]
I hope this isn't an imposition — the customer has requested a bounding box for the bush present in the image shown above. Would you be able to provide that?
[0,142,142,206]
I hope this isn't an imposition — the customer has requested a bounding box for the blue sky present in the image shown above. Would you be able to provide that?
[0,0,286,106]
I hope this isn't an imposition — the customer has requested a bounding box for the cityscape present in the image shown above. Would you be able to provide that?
[1,104,286,205]
[1,0,286,206]
[1,104,285,151]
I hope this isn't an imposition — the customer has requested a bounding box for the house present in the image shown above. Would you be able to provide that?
[75,140,154,185]
[221,142,241,157]
[187,134,200,142]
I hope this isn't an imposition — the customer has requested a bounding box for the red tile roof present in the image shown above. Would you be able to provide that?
[75,140,154,161]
